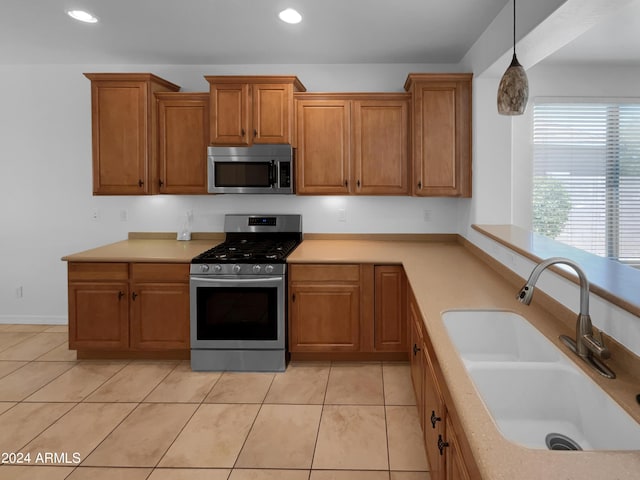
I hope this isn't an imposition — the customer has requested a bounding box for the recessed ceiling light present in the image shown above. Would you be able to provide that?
[67,10,98,23]
[278,8,302,24]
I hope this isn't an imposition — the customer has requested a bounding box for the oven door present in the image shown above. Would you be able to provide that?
[190,275,285,350]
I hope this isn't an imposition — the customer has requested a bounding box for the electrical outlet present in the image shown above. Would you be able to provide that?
[338,208,347,222]
[91,209,100,221]
[423,209,432,222]
[16,286,23,298]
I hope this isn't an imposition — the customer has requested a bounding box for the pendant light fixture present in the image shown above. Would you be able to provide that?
[497,0,528,115]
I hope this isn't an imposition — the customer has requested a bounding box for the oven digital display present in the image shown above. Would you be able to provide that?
[248,217,277,226]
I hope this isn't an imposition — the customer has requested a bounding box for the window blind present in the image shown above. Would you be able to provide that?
[532,101,640,266]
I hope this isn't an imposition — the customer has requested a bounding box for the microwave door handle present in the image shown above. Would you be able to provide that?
[269,160,277,187]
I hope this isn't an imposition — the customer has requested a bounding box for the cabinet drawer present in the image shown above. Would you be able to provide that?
[289,264,360,282]
[131,263,189,283]
[68,262,128,282]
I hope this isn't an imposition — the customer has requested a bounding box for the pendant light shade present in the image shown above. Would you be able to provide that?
[497,0,528,115]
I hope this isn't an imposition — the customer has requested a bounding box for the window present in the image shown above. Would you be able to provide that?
[532,100,640,267]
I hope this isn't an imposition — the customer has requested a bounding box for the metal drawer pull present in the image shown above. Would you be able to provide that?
[438,434,449,455]
[431,410,441,428]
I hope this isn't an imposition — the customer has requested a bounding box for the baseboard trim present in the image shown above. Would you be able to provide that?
[0,315,67,325]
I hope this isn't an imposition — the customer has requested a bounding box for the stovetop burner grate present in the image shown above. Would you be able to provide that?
[192,236,300,264]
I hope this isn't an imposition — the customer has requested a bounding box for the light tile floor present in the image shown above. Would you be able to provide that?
[0,324,430,480]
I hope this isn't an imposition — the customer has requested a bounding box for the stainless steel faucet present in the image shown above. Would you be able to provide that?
[517,257,616,379]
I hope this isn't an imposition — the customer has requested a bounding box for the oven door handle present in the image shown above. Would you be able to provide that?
[191,276,283,286]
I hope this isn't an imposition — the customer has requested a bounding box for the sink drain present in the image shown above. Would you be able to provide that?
[545,433,582,451]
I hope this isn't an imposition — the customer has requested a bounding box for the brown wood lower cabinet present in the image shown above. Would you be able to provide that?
[289,264,361,353]
[68,280,129,350]
[408,287,477,480]
[67,262,189,358]
[130,263,190,350]
[374,265,407,351]
[288,263,407,360]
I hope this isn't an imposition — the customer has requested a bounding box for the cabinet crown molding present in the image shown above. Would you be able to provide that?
[204,75,306,92]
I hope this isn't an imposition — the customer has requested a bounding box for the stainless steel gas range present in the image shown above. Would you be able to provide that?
[189,214,302,372]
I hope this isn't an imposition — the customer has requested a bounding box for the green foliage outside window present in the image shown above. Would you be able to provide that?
[532,176,572,239]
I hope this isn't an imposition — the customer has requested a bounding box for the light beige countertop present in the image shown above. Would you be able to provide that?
[289,239,640,480]
[61,235,640,478]
[61,235,222,263]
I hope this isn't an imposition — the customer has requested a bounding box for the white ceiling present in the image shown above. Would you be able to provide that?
[1,0,639,67]
[542,0,640,67]
[0,0,509,65]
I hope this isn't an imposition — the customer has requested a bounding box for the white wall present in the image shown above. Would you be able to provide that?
[0,63,462,324]
[463,62,640,355]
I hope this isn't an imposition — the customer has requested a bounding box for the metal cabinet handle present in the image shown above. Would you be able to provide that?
[292,293,296,302]
[357,179,361,188]
[159,179,164,187]
[138,179,144,187]
[344,180,349,187]
[430,410,442,429]
[418,181,422,190]
[118,291,125,300]
[253,129,257,137]
[438,435,449,455]
[132,292,138,301]
[413,343,421,356]
[241,128,246,137]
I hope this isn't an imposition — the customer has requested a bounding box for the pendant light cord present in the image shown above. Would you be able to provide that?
[513,0,517,55]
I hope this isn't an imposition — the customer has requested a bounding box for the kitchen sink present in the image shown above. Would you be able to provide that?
[442,310,560,363]
[442,309,640,451]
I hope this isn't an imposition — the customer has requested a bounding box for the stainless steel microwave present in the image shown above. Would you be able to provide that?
[207,144,294,194]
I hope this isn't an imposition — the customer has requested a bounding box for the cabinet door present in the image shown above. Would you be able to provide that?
[252,83,291,144]
[407,75,472,198]
[90,80,149,194]
[353,100,409,195]
[374,265,407,351]
[423,346,446,480]
[414,85,456,196]
[157,93,209,194]
[289,283,360,352]
[295,100,351,194]
[130,282,190,350]
[409,296,424,428]
[210,83,250,145]
[68,282,129,349]
[85,73,180,195]
[445,414,472,480]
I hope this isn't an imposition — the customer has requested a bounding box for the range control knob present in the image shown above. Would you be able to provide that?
[265,265,274,274]
[200,264,210,272]
[252,265,262,274]
[213,264,222,273]
[232,264,242,274]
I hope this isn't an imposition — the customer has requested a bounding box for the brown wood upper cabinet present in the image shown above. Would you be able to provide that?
[85,73,180,195]
[404,74,472,197]
[205,76,306,146]
[156,92,209,194]
[295,93,410,195]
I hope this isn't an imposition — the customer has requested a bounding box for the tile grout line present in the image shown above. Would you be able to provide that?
[381,363,393,478]
[307,359,334,476]
[139,359,183,403]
